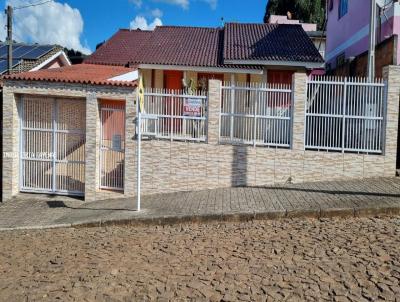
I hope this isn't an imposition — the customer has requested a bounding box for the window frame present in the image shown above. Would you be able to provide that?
[338,0,348,19]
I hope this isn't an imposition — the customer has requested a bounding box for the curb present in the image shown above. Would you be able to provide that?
[0,206,399,232]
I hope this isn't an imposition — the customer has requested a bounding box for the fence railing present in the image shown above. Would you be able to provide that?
[305,76,387,154]
[141,88,208,142]
[220,82,293,147]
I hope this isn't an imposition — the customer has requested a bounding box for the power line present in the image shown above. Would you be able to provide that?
[13,0,52,10]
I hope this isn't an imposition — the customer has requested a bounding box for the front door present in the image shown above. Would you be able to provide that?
[267,70,294,85]
[100,100,125,191]
[164,70,183,135]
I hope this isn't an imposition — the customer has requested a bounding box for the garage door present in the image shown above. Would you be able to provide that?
[20,96,86,196]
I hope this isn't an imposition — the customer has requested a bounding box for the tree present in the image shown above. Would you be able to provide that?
[264,0,326,30]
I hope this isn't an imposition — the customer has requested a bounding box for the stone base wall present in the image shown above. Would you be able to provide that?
[125,139,395,196]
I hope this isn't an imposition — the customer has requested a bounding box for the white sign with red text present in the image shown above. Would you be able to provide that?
[183,98,202,117]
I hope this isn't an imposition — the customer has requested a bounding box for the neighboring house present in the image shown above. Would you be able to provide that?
[85,23,324,87]
[0,42,71,202]
[326,0,400,75]
[0,42,71,75]
[267,15,326,60]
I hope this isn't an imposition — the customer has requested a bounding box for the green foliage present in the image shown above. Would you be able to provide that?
[264,0,326,30]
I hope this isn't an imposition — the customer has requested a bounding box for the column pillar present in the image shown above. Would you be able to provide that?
[207,79,222,145]
[84,92,100,201]
[383,65,400,176]
[124,92,137,197]
[292,72,308,151]
[2,85,20,201]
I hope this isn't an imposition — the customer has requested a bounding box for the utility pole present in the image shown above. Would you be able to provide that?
[5,5,13,75]
[367,0,377,81]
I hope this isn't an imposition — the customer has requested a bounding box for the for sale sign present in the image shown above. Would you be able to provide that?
[183,98,202,117]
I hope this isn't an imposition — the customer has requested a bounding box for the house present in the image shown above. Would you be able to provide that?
[0,43,71,202]
[6,22,399,203]
[326,0,400,76]
[0,42,70,75]
[85,23,324,88]
[267,15,326,60]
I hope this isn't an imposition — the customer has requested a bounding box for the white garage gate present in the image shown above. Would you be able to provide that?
[20,95,86,196]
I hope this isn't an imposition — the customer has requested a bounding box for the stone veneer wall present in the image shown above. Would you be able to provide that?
[2,66,400,202]
[128,67,399,196]
[2,81,136,202]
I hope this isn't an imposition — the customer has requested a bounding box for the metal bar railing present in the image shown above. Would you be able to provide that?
[305,76,386,154]
[220,81,293,148]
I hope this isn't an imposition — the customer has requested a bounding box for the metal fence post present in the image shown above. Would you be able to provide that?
[341,78,347,153]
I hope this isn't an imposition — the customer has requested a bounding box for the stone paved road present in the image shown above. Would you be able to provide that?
[1,217,400,301]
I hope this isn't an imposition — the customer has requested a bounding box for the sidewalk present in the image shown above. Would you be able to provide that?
[1,177,400,230]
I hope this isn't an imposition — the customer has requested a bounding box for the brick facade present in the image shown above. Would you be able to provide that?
[2,67,400,202]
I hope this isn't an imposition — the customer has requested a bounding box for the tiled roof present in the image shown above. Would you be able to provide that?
[84,29,153,66]
[224,23,324,63]
[132,26,261,70]
[3,64,137,87]
[84,24,322,69]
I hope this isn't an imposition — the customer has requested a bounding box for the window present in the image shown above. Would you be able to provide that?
[339,0,348,19]
[336,53,346,67]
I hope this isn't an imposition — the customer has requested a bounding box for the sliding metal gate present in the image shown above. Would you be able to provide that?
[20,96,86,195]
[100,101,125,191]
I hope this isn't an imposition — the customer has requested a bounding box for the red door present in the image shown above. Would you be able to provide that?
[197,73,224,90]
[267,70,294,85]
[267,70,294,108]
[164,71,183,135]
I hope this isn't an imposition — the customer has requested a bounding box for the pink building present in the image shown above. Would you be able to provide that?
[326,0,400,70]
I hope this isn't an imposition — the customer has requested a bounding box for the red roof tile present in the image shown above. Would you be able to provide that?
[3,64,137,87]
[224,23,324,63]
[84,29,153,66]
[83,24,323,69]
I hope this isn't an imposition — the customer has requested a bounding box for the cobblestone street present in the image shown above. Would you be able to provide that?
[1,217,400,301]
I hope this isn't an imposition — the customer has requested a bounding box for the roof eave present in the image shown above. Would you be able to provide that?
[224,59,324,69]
[137,63,264,74]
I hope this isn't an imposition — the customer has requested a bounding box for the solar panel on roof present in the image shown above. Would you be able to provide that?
[0,45,9,58]
[0,59,8,73]
[0,58,27,74]
[13,45,37,59]
[22,45,53,59]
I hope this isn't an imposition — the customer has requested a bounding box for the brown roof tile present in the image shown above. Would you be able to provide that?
[3,64,137,87]
[224,23,324,63]
[84,29,152,66]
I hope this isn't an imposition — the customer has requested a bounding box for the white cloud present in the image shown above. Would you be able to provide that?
[130,16,162,30]
[151,8,163,18]
[154,0,189,10]
[130,0,143,8]
[2,0,90,54]
[201,0,217,10]
[151,0,217,10]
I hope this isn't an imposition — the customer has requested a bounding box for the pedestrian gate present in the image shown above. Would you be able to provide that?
[20,96,86,195]
[100,101,125,191]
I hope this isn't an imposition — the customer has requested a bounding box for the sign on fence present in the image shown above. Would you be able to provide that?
[183,98,202,117]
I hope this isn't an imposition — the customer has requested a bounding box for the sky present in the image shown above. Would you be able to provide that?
[0,0,268,54]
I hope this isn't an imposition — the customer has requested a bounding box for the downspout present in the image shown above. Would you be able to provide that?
[368,0,377,80]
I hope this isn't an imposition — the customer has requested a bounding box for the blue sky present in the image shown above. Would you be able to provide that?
[0,0,268,53]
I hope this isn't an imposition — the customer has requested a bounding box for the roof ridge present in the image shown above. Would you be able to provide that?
[156,25,222,30]
[118,28,154,32]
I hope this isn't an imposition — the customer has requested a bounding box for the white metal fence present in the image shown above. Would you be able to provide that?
[20,96,86,196]
[100,101,125,191]
[220,82,293,147]
[305,76,387,154]
[141,88,208,142]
